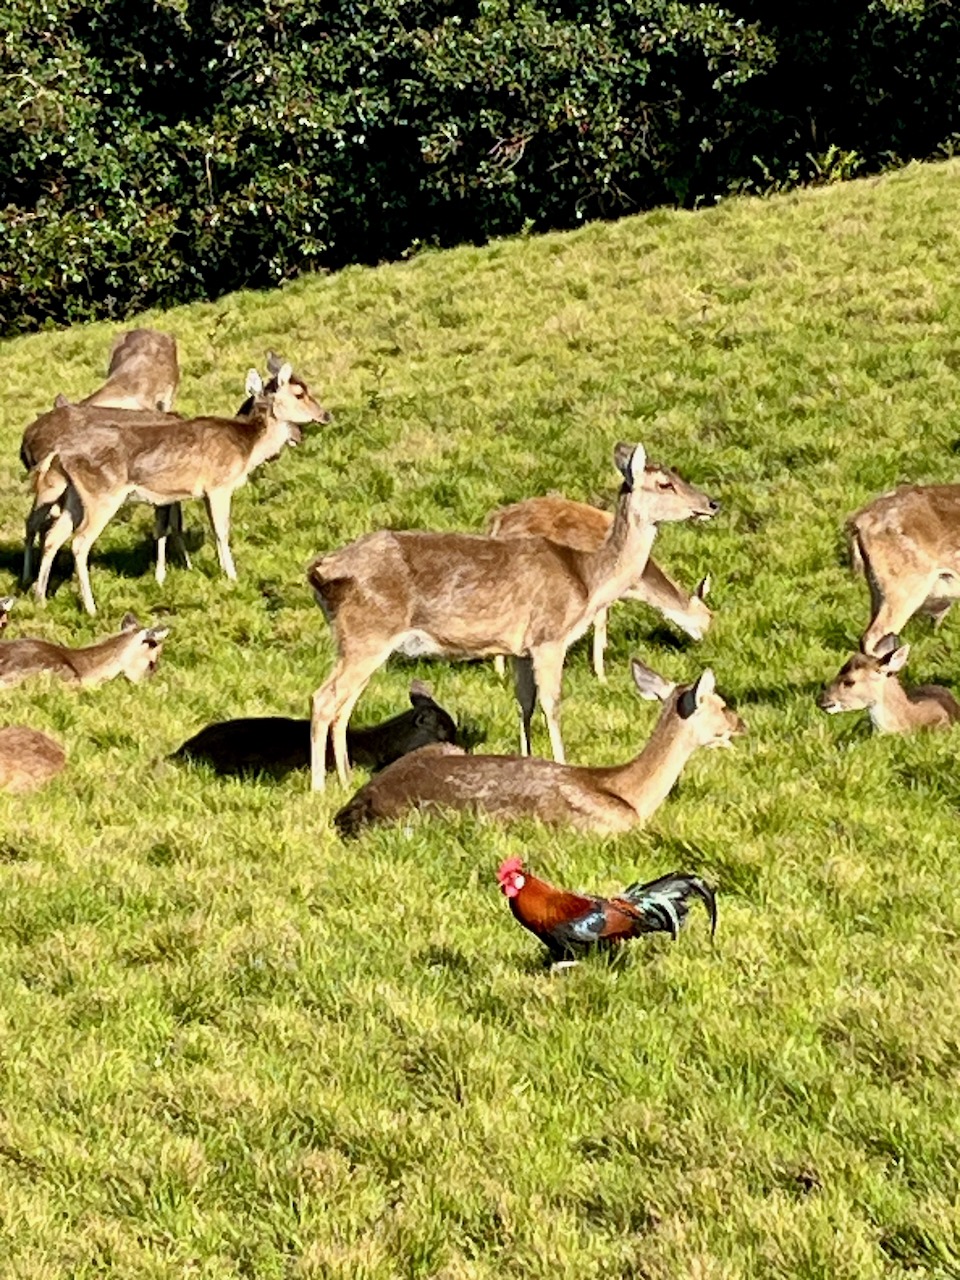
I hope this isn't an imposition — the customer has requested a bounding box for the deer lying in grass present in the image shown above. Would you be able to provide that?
[334,659,745,837]
[23,329,181,583]
[818,635,960,732]
[0,598,14,632]
[308,442,719,790]
[488,495,712,681]
[0,612,169,689]
[0,727,66,793]
[847,485,960,654]
[173,681,458,777]
[32,363,328,614]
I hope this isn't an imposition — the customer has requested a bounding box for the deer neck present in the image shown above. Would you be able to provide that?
[601,701,698,820]
[580,491,657,612]
[244,406,290,469]
[870,678,932,732]
[68,636,129,685]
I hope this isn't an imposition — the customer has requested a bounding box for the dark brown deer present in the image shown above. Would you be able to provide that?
[334,659,745,837]
[174,681,458,777]
[308,442,719,790]
[32,363,329,614]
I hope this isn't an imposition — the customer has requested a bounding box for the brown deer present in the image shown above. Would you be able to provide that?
[23,329,180,584]
[55,328,180,413]
[847,485,960,654]
[0,612,169,689]
[308,442,719,790]
[487,495,712,680]
[0,727,66,793]
[32,363,329,614]
[0,598,14,632]
[818,635,960,733]
[334,659,745,836]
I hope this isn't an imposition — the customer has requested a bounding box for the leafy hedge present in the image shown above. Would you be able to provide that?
[1,0,958,335]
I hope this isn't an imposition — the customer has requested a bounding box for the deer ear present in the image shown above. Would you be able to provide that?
[275,362,293,387]
[409,679,433,707]
[692,668,716,705]
[631,658,675,702]
[245,368,263,397]
[266,351,284,375]
[869,632,900,659]
[120,612,140,632]
[614,442,645,489]
[54,393,71,409]
[143,625,170,644]
[882,643,910,673]
[696,574,711,600]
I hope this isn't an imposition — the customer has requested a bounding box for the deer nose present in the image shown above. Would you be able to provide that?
[707,498,720,514]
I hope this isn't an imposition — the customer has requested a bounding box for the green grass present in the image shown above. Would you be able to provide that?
[1,159,960,1278]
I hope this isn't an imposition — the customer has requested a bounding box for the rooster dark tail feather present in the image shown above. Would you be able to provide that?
[621,872,717,940]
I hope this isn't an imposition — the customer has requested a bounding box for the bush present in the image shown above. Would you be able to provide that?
[1,0,957,335]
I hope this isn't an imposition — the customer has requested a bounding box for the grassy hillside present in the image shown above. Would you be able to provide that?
[1,159,960,1278]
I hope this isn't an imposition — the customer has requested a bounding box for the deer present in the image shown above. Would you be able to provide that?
[487,495,712,681]
[173,681,459,777]
[0,727,66,794]
[847,484,960,654]
[334,658,745,836]
[32,362,329,615]
[22,329,181,584]
[0,598,14,632]
[818,635,960,733]
[0,612,169,690]
[308,441,720,791]
[53,328,180,413]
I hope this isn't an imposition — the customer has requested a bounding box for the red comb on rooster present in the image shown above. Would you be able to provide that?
[497,857,716,968]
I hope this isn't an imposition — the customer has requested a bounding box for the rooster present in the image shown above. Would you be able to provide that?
[497,857,716,967]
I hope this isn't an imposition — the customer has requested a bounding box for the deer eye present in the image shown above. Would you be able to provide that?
[841,678,855,688]
[657,478,675,492]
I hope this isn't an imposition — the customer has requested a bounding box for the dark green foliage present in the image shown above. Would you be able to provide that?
[1,0,958,334]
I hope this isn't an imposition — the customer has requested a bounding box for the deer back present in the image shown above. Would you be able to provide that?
[0,726,66,793]
[80,329,180,412]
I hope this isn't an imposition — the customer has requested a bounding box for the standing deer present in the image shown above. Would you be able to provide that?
[847,485,960,654]
[33,363,329,614]
[334,659,745,836]
[0,612,169,689]
[308,442,719,790]
[22,329,181,583]
[54,328,180,413]
[0,727,66,793]
[818,635,960,732]
[487,495,713,680]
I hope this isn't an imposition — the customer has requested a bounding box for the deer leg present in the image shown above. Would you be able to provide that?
[71,495,124,616]
[203,489,236,580]
[530,643,567,763]
[493,655,506,678]
[23,499,54,586]
[311,646,394,792]
[862,573,939,655]
[34,507,75,605]
[591,607,609,684]
[154,506,169,586]
[168,502,191,570]
[513,655,538,755]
